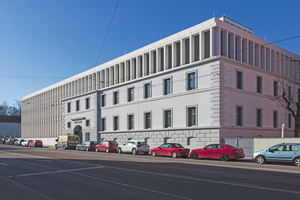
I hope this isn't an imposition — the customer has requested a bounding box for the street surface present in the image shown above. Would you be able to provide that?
[0,144,300,200]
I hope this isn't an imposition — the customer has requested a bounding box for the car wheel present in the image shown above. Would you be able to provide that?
[190,152,198,159]
[55,145,58,149]
[171,152,177,158]
[144,152,149,155]
[220,153,229,161]
[95,148,99,152]
[132,148,137,155]
[118,148,122,154]
[86,147,89,152]
[106,148,109,153]
[255,155,265,164]
[293,158,300,167]
[152,151,156,157]
[63,146,67,150]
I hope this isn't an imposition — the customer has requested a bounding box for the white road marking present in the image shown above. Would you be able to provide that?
[0,163,8,166]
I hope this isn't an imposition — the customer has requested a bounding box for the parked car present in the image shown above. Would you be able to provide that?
[189,144,245,161]
[6,138,16,145]
[76,141,98,151]
[55,135,81,150]
[14,139,25,146]
[150,143,190,158]
[1,138,7,144]
[117,140,150,155]
[252,143,300,166]
[95,140,118,153]
[21,140,32,147]
[29,140,43,147]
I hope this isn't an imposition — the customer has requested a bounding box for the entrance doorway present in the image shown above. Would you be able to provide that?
[74,125,82,142]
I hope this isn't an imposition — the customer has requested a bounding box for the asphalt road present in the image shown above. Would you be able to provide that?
[0,144,300,200]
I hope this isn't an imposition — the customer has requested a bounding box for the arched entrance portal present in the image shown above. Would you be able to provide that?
[74,125,82,142]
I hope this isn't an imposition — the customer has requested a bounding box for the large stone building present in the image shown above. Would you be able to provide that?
[22,16,300,148]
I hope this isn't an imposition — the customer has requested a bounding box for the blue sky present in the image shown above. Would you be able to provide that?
[0,0,300,107]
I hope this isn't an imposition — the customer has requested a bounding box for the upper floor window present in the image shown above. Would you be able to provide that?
[145,83,151,99]
[187,107,196,127]
[101,94,106,107]
[86,98,90,109]
[188,72,196,90]
[113,91,119,105]
[128,114,134,130]
[114,116,119,130]
[86,120,90,127]
[128,88,134,102]
[67,122,71,128]
[236,106,243,126]
[145,112,151,129]
[164,110,172,128]
[237,71,243,89]
[101,118,106,131]
[256,109,262,127]
[274,81,278,97]
[273,111,278,128]
[257,76,262,93]
[164,78,171,95]
[67,102,71,113]
[76,100,80,111]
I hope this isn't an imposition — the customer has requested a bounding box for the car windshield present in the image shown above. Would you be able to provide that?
[171,143,184,148]
[137,142,147,145]
[109,141,118,145]
[69,136,79,141]
[226,144,237,148]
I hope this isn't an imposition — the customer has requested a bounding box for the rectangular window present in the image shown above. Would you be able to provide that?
[128,115,134,130]
[128,88,134,102]
[236,106,243,126]
[288,86,291,100]
[145,112,151,129]
[204,31,210,59]
[101,95,106,107]
[188,107,196,127]
[85,133,90,141]
[288,113,291,128]
[114,116,119,130]
[273,111,278,128]
[145,83,151,99]
[188,72,196,90]
[237,71,243,89]
[274,81,278,97]
[194,35,199,61]
[176,42,180,67]
[164,78,171,95]
[164,110,172,128]
[298,89,300,102]
[67,102,71,113]
[257,76,262,93]
[67,122,71,128]
[76,100,80,111]
[257,109,262,127]
[113,91,119,105]
[101,118,106,131]
[86,120,90,127]
[86,98,90,109]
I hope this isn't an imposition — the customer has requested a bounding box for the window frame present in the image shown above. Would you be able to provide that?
[128,114,134,130]
[67,102,71,113]
[163,109,172,128]
[86,98,90,109]
[236,71,243,90]
[113,91,119,105]
[101,118,106,131]
[86,119,90,127]
[144,82,152,99]
[101,94,106,107]
[163,77,172,95]
[113,115,119,131]
[236,106,243,126]
[256,76,262,93]
[76,100,80,111]
[128,87,134,102]
[256,108,262,127]
[144,111,152,129]
[187,71,197,91]
[273,81,278,97]
[273,110,278,128]
[186,105,197,127]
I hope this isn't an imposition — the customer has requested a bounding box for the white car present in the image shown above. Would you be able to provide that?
[21,140,32,147]
[117,140,150,155]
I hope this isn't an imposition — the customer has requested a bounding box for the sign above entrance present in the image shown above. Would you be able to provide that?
[71,117,86,121]
[74,121,82,124]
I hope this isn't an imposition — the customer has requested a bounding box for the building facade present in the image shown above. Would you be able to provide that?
[0,115,21,138]
[22,16,300,148]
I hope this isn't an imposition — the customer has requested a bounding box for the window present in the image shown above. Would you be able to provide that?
[128,88,134,102]
[67,102,71,113]
[101,118,106,131]
[298,89,300,102]
[145,83,151,99]
[164,110,172,128]
[85,133,90,141]
[76,100,80,111]
[257,76,262,93]
[145,112,151,129]
[188,72,196,90]
[114,116,119,130]
[67,122,71,128]
[86,98,90,109]
[288,86,291,100]
[86,120,90,127]
[288,113,291,128]
[237,71,243,89]
[256,109,262,127]
[113,91,119,105]
[128,115,134,130]
[187,107,196,127]
[236,106,243,126]
[101,95,106,107]
[164,78,171,95]
[274,81,278,97]
[273,111,278,128]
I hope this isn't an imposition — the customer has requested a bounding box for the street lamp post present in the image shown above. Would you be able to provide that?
[282,124,285,138]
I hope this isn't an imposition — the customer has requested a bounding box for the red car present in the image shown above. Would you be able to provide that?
[95,140,118,153]
[150,143,190,158]
[189,143,245,161]
[29,140,43,147]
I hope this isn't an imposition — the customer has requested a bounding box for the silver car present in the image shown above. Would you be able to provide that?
[117,140,149,155]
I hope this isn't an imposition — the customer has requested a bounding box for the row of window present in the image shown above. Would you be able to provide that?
[236,106,292,128]
[67,98,90,113]
[100,106,196,131]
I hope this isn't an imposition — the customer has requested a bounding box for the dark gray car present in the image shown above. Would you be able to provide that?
[76,141,98,151]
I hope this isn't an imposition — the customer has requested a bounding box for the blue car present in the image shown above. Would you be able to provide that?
[252,143,300,166]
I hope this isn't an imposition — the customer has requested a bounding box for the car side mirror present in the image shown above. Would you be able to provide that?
[266,149,269,152]
[55,139,58,142]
